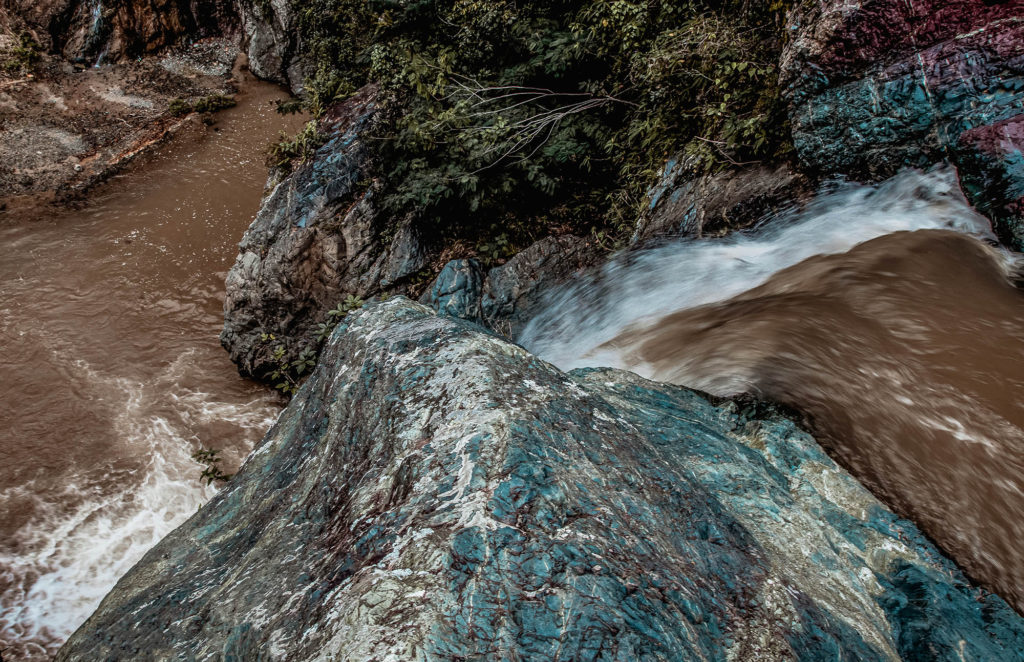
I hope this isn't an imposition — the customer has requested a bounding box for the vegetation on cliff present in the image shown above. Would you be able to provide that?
[279,0,793,250]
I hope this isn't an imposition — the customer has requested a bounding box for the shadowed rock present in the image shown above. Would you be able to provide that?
[421,236,599,337]
[60,298,1024,661]
[637,156,811,243]
[419,258,486,323]
[220,84,431,379]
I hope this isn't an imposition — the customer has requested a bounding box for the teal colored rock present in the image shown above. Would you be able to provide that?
[782,0,1024,246]
[60,299,1024,660]
[956,115,1024,250]
[420,258,485,322]
[421,236,598,337]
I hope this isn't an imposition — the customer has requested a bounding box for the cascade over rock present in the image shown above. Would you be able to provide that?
[61,299,1024,661]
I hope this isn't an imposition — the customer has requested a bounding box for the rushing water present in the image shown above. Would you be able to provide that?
[521,168,1024,612]
[0,70,303,660]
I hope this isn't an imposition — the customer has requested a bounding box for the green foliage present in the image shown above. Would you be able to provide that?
[192,448,232,485]
[294,0,375,115]
[266,343,317,395]
[286,0,793,244]
[476,233,514,264]
[314,294,364,341]
[259,294,363,396]
[2,32,42,74]
[266,121,325,171]
[168,93,236,117]
[275,97,306,115]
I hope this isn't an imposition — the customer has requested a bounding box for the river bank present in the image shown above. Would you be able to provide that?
[0,37,245,217]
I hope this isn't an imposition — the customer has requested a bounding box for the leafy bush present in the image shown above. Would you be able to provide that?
[284,0,793,244]
[1,32,42,74]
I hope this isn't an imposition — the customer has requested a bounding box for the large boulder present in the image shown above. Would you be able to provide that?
[235,0,306,90]
[220,84,431,379]
[421,235,600,338]
[635,157,811,243]
[60,298,1024,661]
[780,0,1024,245]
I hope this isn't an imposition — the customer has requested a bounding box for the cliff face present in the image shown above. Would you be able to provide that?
[2,0,237,64]
[781,0,1024,247]
[219,85,388,378]
[61,299,1024,660]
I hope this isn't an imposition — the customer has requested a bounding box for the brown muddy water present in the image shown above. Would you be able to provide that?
[0,71,304,659]
[520,169,1024,613]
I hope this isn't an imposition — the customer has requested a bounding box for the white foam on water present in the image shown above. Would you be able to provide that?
[0,352,279,657]
[518,168,999,368]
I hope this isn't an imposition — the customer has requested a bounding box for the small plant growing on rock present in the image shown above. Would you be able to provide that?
[315,294,364,342]
[192,447,232,485]
[267,121,325,172]
[265,343,317,396]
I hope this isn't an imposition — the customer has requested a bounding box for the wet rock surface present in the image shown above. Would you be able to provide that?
[781,0,1024,245]
[220,84,399,378]
[60,298,1024,661]
[956,115,1024,251]
[420,236,599,338]
[636,156,812,243]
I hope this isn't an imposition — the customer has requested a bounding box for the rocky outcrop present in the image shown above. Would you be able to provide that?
[420,257,486,322]
[220,84,435,378]
[420,235,599,338]
[781,0,1024,246]
[635,157,812,243]
[221,83,603,379]
[235,0,305,90]
[956,115,1024,250]
[60,298,1024,660]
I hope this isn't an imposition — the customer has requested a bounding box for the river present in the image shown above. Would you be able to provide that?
[0,70,303,660]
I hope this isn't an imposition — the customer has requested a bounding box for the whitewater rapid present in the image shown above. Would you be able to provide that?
[519,168,1003,370]
[0,72,301,660]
